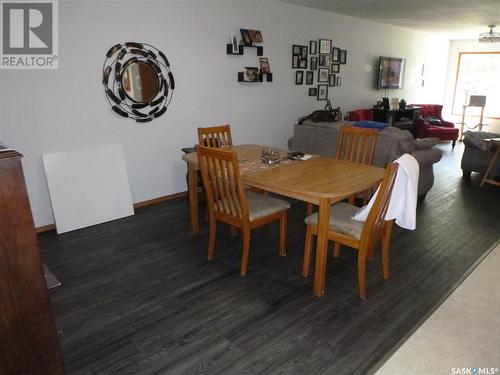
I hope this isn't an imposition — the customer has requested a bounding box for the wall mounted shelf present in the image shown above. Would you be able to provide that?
[237,72,273,82]
[226,44,263,56]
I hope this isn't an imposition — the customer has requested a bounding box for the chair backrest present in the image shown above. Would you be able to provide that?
[412,104,443,119]
[347,109,373,121]
[360,162,399,247]
[336,125,378,165]
[197,124,233,148]
[197,146,248,224]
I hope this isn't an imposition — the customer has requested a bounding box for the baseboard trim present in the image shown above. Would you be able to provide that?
[35,224,56,234]
[35,191,188,233]
[133,191,187,208]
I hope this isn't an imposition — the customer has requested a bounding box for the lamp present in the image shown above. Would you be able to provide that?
[479,25,500,43]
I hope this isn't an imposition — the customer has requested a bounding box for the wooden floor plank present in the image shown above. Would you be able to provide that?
[40,143,500,374]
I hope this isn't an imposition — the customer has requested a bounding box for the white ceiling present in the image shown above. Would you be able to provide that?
[280,0,500,40]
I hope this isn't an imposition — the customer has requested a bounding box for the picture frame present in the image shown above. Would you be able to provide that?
[336,76,342,86]
[310,56,318,70]
[319,54,331,67]
[292,44,308,69]
[309,40,317,55]
[248,29,263,43]
[318,67,329,82]
[259,57,271,74]
[330,63,340,74]
[244,67,259,82]
[319,39,332,54]
[329,74,336,87]
[240,29,252,46]
[317,84,328,100]
[295,71,304,85]
[309,87,317,96]
[306,71,314,85]
[332,47,340,63]
[340,49,347,64]
[231,35,239,53]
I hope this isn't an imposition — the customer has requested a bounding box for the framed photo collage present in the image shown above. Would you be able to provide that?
[292,39,347,100]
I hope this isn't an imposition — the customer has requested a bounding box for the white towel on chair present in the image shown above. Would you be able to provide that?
[352,154,419,230]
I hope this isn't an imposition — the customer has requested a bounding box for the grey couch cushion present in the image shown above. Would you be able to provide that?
[463,131,500,151]
[304,202,363,240]
[247,191,290,221]
[415,137,440,150]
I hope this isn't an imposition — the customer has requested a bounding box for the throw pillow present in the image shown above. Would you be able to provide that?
[424,115,442,125]
[353,121,388,131]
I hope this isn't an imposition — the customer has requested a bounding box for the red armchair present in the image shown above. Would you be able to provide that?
[347,108,373,121]
[412,104,459,149]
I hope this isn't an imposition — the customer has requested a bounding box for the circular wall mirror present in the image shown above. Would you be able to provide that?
[102,42,175,123]
[121,61,159,103]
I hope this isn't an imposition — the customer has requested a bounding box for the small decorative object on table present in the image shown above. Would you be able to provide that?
[399,99,407,109]
[261,148,282,164]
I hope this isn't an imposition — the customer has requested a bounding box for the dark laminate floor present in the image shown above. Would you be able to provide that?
[40,143,500,375]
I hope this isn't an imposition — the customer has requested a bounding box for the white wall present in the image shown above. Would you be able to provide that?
[443,39,500,133]
[0,0,450,227]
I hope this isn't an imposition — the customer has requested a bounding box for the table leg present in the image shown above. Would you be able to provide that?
[313,197,330,297]
[187,164,199,234]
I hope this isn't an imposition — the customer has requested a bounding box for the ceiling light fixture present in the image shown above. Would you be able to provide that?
[479,24,500,43]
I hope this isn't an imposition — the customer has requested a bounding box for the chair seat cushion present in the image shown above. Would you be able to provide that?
[304,202,363,240]
[247,191,290,221]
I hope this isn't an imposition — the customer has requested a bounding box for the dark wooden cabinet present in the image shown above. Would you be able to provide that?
[0,148,66,374]
[373,107,420,137]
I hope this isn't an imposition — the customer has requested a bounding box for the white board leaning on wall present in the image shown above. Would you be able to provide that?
[42,144,134,234]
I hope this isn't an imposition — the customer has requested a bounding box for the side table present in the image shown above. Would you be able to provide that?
[480,138,500,187]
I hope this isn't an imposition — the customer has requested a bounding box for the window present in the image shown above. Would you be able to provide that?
[452,52,500,119]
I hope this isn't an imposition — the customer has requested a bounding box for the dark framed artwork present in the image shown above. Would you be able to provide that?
[244,67,259,82]
[329,74,336,87]
[295,70,304,85]
[330,63,340,73]
[248,29,263,43]
[340,49,347,64]
[319,39,332,54]
[332,47,340,63]
[336,76,342,86]
[259,57,271,74]
[309,87,317,96]
[319,54,331,67]
[240,29,252,46]
[306,71,314,85]
[317,84,328,100]
[310,56,318,70]
[309,40,317,55]
[318,67,329,83]
[292,45,308,69]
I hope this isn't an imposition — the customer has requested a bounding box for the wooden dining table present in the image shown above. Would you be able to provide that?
[182,144,385,297]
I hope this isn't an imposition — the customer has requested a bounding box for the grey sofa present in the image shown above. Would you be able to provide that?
[288,120,443,197]
[461,131,500,178]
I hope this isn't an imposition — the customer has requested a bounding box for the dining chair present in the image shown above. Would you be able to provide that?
[197,146,290,275]
[197,124,233,148]
[336,125,378,165]
[302,162,399,300]
[306,125,378,215]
